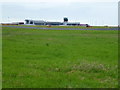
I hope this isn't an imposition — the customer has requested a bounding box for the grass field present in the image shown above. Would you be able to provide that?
[2,27,118,88]
[0,26,2,89]
[7,25,116,29]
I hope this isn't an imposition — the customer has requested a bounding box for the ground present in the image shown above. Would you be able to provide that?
[2,26,118,88]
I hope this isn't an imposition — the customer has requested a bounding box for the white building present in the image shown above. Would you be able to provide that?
[25,18,80,26]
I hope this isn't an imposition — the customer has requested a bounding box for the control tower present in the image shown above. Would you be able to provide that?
[63,17,68,25]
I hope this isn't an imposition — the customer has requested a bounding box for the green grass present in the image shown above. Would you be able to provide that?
[2,27,118,88]
[0,26,2,89]
[3,25,116,28]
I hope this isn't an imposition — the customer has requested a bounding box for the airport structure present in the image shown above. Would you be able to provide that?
[1,17,89,27]
[25,18,80,26]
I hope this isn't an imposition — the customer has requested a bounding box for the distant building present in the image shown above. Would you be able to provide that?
[1,22,24,25]
[67,22,80,26]
[2,17,90,26]
[80,24,89,27]
[25,18,80,26]
[25,20,45,25]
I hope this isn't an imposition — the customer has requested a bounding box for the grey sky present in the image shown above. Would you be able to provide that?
[1,1,118,26]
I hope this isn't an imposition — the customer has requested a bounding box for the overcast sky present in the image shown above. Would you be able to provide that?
[0,0,119,26]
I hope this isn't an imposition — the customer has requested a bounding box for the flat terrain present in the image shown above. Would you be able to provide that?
[2,25,118,30]
[2,26,118,88]
[0,26,2,89]
[3,25,116,28]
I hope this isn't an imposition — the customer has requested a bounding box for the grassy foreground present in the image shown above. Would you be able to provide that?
[6,25,116,28]
[2,27,118,88]
[0,26,2,89]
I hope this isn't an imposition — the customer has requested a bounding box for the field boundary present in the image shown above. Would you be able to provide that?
[2,25,118,30]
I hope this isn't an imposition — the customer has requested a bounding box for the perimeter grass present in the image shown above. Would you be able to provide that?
[2,27,118,88]
[3,25,116,29]
[0,26,2,89]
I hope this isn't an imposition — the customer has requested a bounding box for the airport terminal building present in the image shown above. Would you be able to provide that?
[25,18,80,26]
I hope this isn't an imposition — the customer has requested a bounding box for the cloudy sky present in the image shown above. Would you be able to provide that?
[0,0,119,26]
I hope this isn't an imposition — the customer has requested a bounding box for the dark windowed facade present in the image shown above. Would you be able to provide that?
[25,20,29,24]
[30,21,33,24]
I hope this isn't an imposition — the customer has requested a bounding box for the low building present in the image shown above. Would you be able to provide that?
[67,22,80,26]
[80,24,89,27]
[25,18,80,26]
[45,22,63,25]
[25,19,45,25]
[1,22,24,25]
